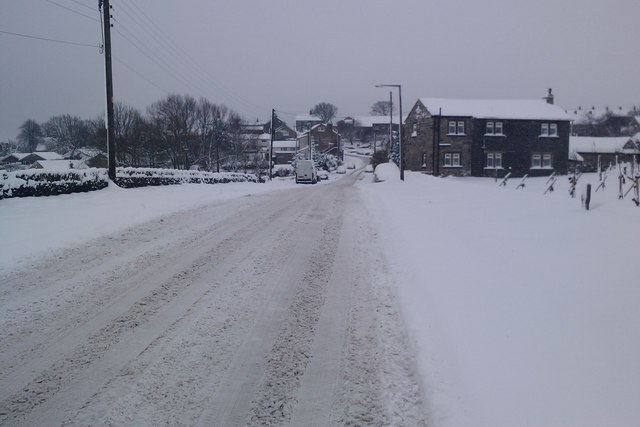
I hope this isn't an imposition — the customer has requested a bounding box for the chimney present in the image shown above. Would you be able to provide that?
[544,88,554,104]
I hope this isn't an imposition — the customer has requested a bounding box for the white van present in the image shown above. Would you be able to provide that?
[295,160,317,184]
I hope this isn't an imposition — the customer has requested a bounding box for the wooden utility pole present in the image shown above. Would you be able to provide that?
[100,0,116,181]
[269,109,274,180]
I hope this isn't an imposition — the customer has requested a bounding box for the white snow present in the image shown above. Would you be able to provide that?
[0,179,296,274]
[1,162,638,426]
[570,135,638,154]
[419,98,571,121]
[360,164,640,427]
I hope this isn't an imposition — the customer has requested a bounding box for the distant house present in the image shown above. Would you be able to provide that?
[295,114,322,132]
[1,152,31,165]
[569,135,640,171]
[404,91,572,177]
[20,151,64,164]
[272,122,296,140]
[272,140,298,164]
[297,123,342,159]
[353,115,403,147]
[64,148,105,161]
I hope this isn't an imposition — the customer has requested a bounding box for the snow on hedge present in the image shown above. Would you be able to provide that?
[0,168,107,199]
[0,167,259,199]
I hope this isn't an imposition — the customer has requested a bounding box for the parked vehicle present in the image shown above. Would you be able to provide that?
[295,160,317,184]
[364,164,374,173]
[336,165,346,174]
[318,170,329,180]
[346,162,356,169]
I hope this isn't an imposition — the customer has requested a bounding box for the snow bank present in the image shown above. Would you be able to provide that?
[0,179,296,274]
[373,162,400,182]
[359,172,640,427]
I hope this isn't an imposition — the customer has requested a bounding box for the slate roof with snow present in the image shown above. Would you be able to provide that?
[1,152,31,162]
[569,136,638,154]
[31,160,86,171]
[419,98,571,121]
[272,140,297,148]
[28,151,64,161]
[354,115,406,127]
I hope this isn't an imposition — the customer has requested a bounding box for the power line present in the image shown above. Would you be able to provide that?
[44,0,99,22]
[60,0,95,12]
[118,1,267,117]
[113,57,170,95]
[0,29,99,48]
[112,27,210,98]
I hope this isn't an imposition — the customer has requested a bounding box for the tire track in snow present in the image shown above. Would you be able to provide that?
[0,193,300,426]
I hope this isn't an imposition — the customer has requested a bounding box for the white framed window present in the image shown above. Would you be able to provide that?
[540,123,558,137]
[540,123,549,136]
[318,126,325,132]
[443,153,461,167]
[448,121,456,134]
[532,153,542,168]
[412,123,417,137]
[542,153,552,168]
[457,121,465,135]
[421,153,427,167]
[486,121,494,134]
[495,121,503,135]
[486,152,502,168]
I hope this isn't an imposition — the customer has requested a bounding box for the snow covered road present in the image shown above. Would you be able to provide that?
[0,172,427,426]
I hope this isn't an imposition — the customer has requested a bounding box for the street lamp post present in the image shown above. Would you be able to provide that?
[376,84,404,180]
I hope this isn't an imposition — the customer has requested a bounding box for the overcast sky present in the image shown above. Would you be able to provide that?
[1,0,639,142]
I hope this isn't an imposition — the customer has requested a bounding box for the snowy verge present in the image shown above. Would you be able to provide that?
[0,179,296,274]
[359,171,640,427]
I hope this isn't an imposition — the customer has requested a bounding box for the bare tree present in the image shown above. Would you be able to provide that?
[17,119,43,152]
[370,100,395,116]
[42,114,90,156]
[196,98,229,171]
[310,102,338,123]
[147,94,197,169]
[113,103,146,166]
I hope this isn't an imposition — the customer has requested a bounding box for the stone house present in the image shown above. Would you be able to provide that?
[297,123,341,159]
[295,114,323,132]
[404,95,572,177]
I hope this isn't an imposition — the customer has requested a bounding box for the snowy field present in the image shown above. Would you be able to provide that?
[360,164,640,427]
[1,160,638,426]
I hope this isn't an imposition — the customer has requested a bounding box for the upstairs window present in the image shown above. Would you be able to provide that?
[486,121,494,134]
[485,121,504,135]
[540,123,558,137]
[540,123,549,136]
[448,120,465,135]
[495,122,503,135]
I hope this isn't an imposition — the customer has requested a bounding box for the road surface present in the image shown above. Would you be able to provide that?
[0,171,427,426]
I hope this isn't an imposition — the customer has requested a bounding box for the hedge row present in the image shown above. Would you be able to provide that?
[0,167,259,199]
[0,169,108,199]
[113,167,258,188]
